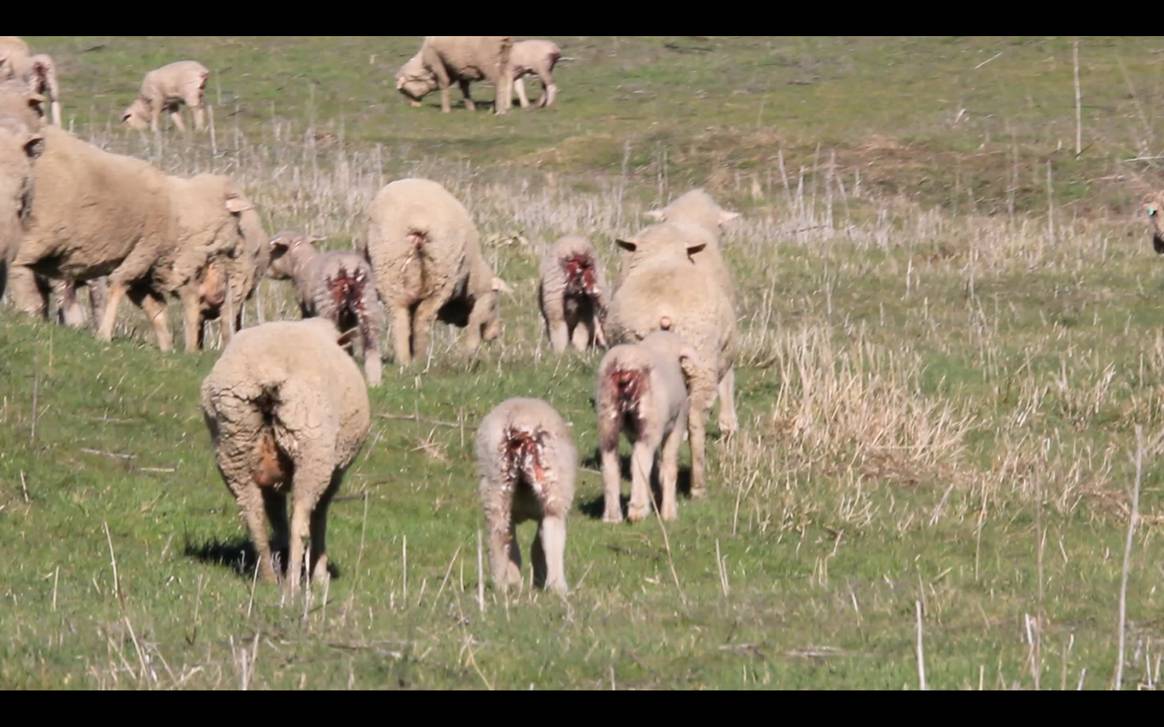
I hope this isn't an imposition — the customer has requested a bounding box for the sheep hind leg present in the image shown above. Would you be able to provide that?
[716,368,739,437]
[627,440,656,523]
[514,77,531,109]
[570,317,591,352]
[535,515,568,594]
[390,304,413,367]
[308,472,342,585]
[459,80,476,112]
[127,285,173,352]
[487,518,522,592]
[600,444,624,523]
[659,409,687,522]
[547,316,569,353]
[411,296,444,363]
[96,280,129,344]
[261,488,289,573]
[236,484,279,584]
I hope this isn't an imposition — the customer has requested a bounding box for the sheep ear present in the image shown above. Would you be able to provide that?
[396,77,406,90]
[492,277,513,295]
[686,243,707,257]
[24,133,45,160]
[615,238,637,253]
[268,235,290,252]
[645,209,666,222]
[120,111,132,123]
[719,210,740,225]
[225,195,253,214]
[336,327,360,349]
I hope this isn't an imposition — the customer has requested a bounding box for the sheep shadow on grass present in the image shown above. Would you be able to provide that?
[183,536,341,582]
[577,449,693,520]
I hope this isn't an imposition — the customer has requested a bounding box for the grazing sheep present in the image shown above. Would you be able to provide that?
[121,60,209,133]
[0,119,44,301]
[267,231,385,387]
[596,331,697,523]
[644,188,742,434]
[510,39,561,109]
[397,37,514,115]
[8,125,179,350]
[476,397,576,595]
[605,221,738,499]
[200,318,371,592]
[537,234,608,352]
[363,178,510,366]
[199,204,271,344]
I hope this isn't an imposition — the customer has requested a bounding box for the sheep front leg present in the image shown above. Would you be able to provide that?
[514,77,531,109]
[180,288,203,353]
[600,440,623,523]
[192,104,207,133]
[538,71,557,108]
[170,108,187,133]
[537,515,568,594]
[50,100,62,127]
[390,304,413,367]
[627,440,656,523]
[149,101,161,133]
[459,80,476,112]
[6,266,49,318]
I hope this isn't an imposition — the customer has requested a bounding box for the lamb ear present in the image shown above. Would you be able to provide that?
[224,195,253,213]
[615,238,637,253]
[24,133,45,160]
[492,277,513,295]
[686,242,707,257]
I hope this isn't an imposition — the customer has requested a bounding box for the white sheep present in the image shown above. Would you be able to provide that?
[537,234,608,352]
[605,220,738,500]
[596,331,696,523]
[396,37,514,114]
[267,231,385,387]
[510,39,561,109]
[121,61,210,133]
[363,178,510,366]
[200,318,371,592]
[476,397,576,595]
[0,118,44,301]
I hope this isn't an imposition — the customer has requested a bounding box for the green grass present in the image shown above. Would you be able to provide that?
[2,36,1164,689]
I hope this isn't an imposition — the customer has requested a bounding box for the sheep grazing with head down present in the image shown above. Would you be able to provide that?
[510,39,561,109]
[538,234,608,353]
[396,36,514,115]
[267,230,385,387]
[200,318,371,593]
[476,397,576,595]
[596,330,696,523]
[605,220,737,500]
[121,60,210,133]
[363,178,510,367]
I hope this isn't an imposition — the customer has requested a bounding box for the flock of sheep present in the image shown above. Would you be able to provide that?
[0,36,741,599]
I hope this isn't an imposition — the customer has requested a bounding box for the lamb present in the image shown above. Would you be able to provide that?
[510,39,561,109]
[396,37,514,115]
[363,178,510,367]
[267,231,385,387]
[121,61,210,133]
[8,125,179,350]
[605,221,738,500]
[0,119,44,301]
[475,397,576,595]
[537,234,608,352]
[201,318,371,592]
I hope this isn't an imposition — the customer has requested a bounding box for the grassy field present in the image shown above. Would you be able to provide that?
[1,36,1164,689]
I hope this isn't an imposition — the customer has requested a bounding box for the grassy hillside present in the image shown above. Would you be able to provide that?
[1,36,1163,689]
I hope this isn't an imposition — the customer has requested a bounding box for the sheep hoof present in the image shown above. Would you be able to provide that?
[627,503,649,523]
[690,487,708,501]
[602,511,624,524]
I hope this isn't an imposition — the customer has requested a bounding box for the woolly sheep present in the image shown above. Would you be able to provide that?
[596,331,696,523]
[396,37,514,115]
[510,39,561,109]
[537,234,608,352]
[121,60,210,133]
[605,220,738,499]
[643,188,742,434]
[8,125,178,350]
[200,318,371,592]
[363,178,510,366]
[0,119,44,301]
[476,397,576,595]
[200,204,271,344]
[268,231,385,386]
[1143,192,1164,255]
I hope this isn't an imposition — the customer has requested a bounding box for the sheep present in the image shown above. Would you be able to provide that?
[1143,193,1164,255]
[267,231,385,387]
[605,220,738,500]
[121,60,210,133]
[0,119,44,301]
[476,397,576,595]
[199,204,271,345]
[510,39,561,109]
[8,125,179,350]
[363,178,510,367]
[200,318,371,592]
[537,234,608,352]
[596,331,697,524]
[0,37,30,80]
[396,37,514,115]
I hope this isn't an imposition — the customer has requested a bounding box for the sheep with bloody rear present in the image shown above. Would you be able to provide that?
[537,234,608,352]
[476,397,577,595]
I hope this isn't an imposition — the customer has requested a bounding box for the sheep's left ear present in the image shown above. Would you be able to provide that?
[24,133,45,160]
[492,277,513,294]
[225,195,253,214]
[719,210,740,225]
[616,238,637,253]
[686,242,707,257]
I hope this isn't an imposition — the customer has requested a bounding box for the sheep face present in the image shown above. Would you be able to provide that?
[0,124,44,265]
[1144,195,1164,255]
[120,97,151,130]
[396,56,437,106]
